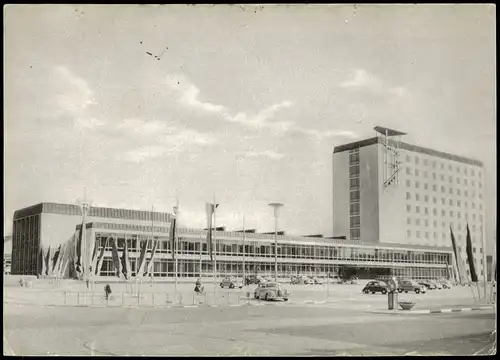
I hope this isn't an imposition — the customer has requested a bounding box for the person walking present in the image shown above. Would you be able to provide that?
[104,284,112,301]
[194,278,204,294]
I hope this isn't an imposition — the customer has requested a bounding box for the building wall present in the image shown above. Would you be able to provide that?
[359,143,380,244]
[378,144,407,244]
[11,203,173,276]
[399,149,486,278]
[11,214,41,275]
[332,151,350,238]
[334,137,486,269]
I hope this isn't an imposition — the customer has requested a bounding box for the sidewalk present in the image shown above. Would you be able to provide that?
[369,304,495,315]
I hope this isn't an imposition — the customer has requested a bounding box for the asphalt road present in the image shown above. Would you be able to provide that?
[4,300,496,356]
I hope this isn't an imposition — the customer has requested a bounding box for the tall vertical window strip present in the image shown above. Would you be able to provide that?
[349,148,361,241]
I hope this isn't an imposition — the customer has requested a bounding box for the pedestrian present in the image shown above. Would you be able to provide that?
[104,284,112,300]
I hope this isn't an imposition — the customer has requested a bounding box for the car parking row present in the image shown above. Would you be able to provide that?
[363,277,454,295]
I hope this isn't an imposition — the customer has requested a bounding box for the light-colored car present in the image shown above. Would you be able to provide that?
[220,277,243,289]
[436,278,453,289]
[428,280,443,290]
[254,282,290,301]
[398,279,426,294]
[309,276,323,285]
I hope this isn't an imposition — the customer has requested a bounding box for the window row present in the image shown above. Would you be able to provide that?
[405,204,483,221]
[406,218,481,231]
[405,180,483,199]
[93,234,450,264]
[404,155,482,177]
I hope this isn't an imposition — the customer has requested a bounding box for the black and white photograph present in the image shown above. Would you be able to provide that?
[3,4,497,356]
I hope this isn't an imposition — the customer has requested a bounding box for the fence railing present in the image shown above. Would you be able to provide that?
[50,290,255,307]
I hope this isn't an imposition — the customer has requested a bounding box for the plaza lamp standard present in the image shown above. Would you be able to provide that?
[268,203,284,282]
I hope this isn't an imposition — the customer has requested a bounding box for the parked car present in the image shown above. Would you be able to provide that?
[418,280,436,290]
[437,278,453,289]
[220,277,243,289]
[342,276,358,284]
[363,280,389,294]
[309,276,323,285]
[254,282,290,301]
[428,280,443,290]
[330,275,342,283]
[291,275,305,285]
[244,275,263,286]
[398,279,426,294]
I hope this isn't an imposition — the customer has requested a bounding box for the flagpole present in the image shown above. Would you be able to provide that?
[481,219,487,301]
[213,194,217,283]
[243,214,246,284]
[489,245,496,303]
[174,201,178,295]
[151,204,155,285]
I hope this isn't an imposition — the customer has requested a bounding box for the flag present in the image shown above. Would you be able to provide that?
[89,237,99,275]
[95,237,108,276]
[121,239,131,279]
[110,237,122,278]
[136,238,148,277]
[450,226,463,284]
[145,237,159,277]
[37,246,44,277]
[56,243,67,277]
[170,217,177,260]
[466,224,478,282]
[44,246,51,276]
[52,245,61,273]
[205,203,219,263]
[75,222,84,275]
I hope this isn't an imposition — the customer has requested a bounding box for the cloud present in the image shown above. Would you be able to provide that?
[166,73,294,134]
[118,118,173,135]
[166,74,225,113]
[122,144,170,163]
[244,150,285,160]
[75,117,105,129]
[299,129,360,141]
[340,69,407,97]
[222,101,294,133]
[118,121,216,163]
[54,65,97,113]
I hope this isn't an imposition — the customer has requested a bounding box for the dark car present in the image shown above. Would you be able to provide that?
[418,280,436,290]
[363,280,389,294]
[244,275,262,286]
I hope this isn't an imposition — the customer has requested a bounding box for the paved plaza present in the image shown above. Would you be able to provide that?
[3,276,497,356]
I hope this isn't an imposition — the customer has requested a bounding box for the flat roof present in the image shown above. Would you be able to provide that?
[13,202,172,222]
[373,126,407,137]
[79,222,452,253]
[333,137,483,167]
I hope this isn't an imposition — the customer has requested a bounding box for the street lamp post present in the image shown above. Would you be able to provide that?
[268,203,284,282]
[77,188,91,304]
[173,205,178,295]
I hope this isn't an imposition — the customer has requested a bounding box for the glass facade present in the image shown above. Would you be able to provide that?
[349,148,361,241]
[90,225,452,280]
[12,214,40,275]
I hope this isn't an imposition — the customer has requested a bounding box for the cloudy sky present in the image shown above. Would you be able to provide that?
[4,5,496,249]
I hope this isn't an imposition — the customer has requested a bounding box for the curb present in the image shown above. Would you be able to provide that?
[370,305,494,315]
[304,300,326,305]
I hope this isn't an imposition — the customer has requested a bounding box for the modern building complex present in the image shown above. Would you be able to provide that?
[9,126,489,282]
[333,127,486,278]
[10,203,171,276]
[11,202,453,280]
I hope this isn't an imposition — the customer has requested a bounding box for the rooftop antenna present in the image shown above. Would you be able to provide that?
[374,126,406,188]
